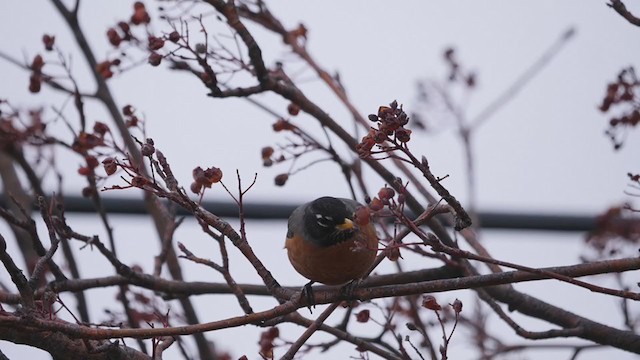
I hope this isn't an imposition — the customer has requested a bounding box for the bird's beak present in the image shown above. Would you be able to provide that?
[335,218,355,231]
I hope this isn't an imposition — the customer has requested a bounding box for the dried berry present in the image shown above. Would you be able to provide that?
[369,197,384,211]
[126,116,139,127]
[42,34,55,51]
[355,309,370,323]
[373,130,387,144]
[107,28,121,47]
[378,187,395,201]
[386,246,400,261]
[81,186,95,198]
[102,157,117,175]
[93,121,109,136]
[122,105,134,116]
[195,43,207,54]
[77,166,91,176]
[395,128,412,143]
[274,173,288,186]
[287,103,300,116]
[190,181,202,194]
[168,31,180,43]
[131,2,150,25]
[148,52,162,66]
[451,298,463,313]
[422,295,441,311]
[86,156,99,169]
[28,74,42,93]
[96,61,114,79]
[31,55,44,72]
[130,176,148,188]
[272,118,294,132]
[261,146,274,159]
[203,167,223,184]
[118,21,130,34]
[147,36,165,51]
[141,142,155,156]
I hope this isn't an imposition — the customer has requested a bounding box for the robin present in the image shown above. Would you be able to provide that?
[285,196,379,302]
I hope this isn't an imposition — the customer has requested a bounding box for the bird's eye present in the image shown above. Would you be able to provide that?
[316,214,333,227]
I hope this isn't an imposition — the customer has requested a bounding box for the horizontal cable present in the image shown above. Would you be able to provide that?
[0,195,609,232]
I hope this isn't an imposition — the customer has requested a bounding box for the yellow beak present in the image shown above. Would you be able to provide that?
[335,218,355,231]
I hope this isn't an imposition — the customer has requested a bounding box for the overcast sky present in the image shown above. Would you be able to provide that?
[0,1,639,359]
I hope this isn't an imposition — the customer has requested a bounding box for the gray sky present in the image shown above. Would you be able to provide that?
[0,1,639,359]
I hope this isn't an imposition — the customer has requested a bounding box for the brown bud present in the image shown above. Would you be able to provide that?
[451,298,462,313]
[274,173,289,186]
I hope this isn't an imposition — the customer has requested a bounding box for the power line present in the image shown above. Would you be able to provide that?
[0,195,601,232]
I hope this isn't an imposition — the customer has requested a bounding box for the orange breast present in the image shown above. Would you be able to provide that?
[285,223,378,285]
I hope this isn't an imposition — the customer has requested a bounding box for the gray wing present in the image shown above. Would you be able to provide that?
[287,202,307,239]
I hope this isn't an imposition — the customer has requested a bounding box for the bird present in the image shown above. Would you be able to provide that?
[285,197,379,297]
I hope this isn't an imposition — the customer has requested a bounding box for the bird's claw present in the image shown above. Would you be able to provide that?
[302,281,316,313]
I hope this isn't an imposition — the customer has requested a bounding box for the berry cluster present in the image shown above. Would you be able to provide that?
[258,327,279,359]
[0,107,46,150]
[356,100,412,158]
[190,166,223,194]
[600,67,640,150]
[368,185,404,212]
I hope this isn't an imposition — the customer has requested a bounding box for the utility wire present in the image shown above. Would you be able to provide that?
[0,195,603,232]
